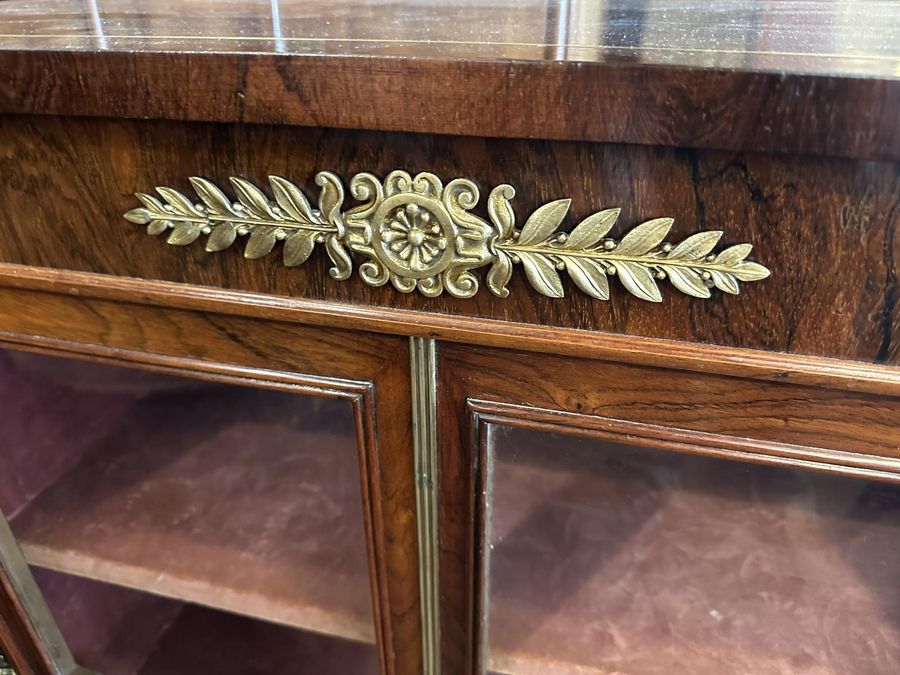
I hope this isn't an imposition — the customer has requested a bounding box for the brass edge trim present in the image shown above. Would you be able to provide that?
[0,265,897,396]
[410,337,441,675]
[124,172,769,302]
[0,513,77,675]
[478,423,497,675]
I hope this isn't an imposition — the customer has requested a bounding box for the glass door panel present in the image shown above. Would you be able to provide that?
[0,348,379,674]
[484,426,900,675]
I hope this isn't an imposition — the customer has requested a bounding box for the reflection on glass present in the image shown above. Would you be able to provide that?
[485,426,900,674]
[0,348,378,674]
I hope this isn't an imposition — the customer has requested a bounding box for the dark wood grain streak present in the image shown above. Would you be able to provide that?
[436,342,900,673]
[0,116,897,366]
[0,287,423,675]
[0,50,897,162]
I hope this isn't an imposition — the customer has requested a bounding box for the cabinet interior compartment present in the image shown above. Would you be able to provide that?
[0,348,379,673]
[483,427,900,675]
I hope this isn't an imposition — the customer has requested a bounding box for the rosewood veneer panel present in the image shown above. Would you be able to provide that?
[0,1,897,160]
[0,115,897,365]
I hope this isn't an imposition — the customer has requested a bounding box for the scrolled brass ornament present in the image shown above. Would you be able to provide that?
[125,171,770,301]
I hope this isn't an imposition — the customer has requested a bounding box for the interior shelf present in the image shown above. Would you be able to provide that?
[5,351,376,646]
[34,569,379,675]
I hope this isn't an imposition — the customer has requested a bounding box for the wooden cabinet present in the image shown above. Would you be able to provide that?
[0,295,420,674]
[0,1,897,674]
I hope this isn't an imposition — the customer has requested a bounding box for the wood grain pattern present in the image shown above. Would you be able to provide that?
[0,51,896,163]
[436,342,900,673]
[0,0,897,160]
[2,264,899,397]
[0,116,897,366]
[0,287,422,675]
[0,570,52,675]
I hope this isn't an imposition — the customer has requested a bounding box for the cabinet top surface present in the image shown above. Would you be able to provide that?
[1,0,897,78]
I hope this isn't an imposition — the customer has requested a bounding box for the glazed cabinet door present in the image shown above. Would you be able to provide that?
[0,288,420,675]
[437,342,900,675]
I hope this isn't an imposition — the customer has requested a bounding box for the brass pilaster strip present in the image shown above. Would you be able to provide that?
[410,337,441,675]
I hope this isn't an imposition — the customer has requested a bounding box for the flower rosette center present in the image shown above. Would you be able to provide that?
[371,193,457,280]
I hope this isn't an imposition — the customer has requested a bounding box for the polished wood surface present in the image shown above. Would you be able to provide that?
[3,264,899,396]
[1,0,895,75]
[0,1,897,159]
[1,116,896,366]
[0,3,896,671]
[436,341,900,673]
[0,291,422,675]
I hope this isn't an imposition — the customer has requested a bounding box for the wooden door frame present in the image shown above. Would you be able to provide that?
[0,285,421,675]
[435,341,900,674]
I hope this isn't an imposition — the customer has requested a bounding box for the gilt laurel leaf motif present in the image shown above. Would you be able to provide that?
[244,226,278,259]
[157,187,202,218]
[283,231,317,267]
[564,208,619,250]
[125,172,770,302]
[667,230,722,260]
[665,266,711,299]
[518,199,570,245]
[206,222,237,252]
[136,193,165,212]
[167,222,202,246]
[616,261,663,302]
[267,175,314,224]
[519,251,565,298]
[189,177,235,217]
[562,256,610,300]
[147,220,169,236]
[231,178,277,220]
[712,270,740,295]
[616,217,673,255]
[715,243,754,265]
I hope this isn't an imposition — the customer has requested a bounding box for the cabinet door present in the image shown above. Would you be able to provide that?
[0,289,420,675]
[437,342,900,675]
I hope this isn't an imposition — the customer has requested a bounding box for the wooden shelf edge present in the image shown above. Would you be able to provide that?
[22,545,376,647]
